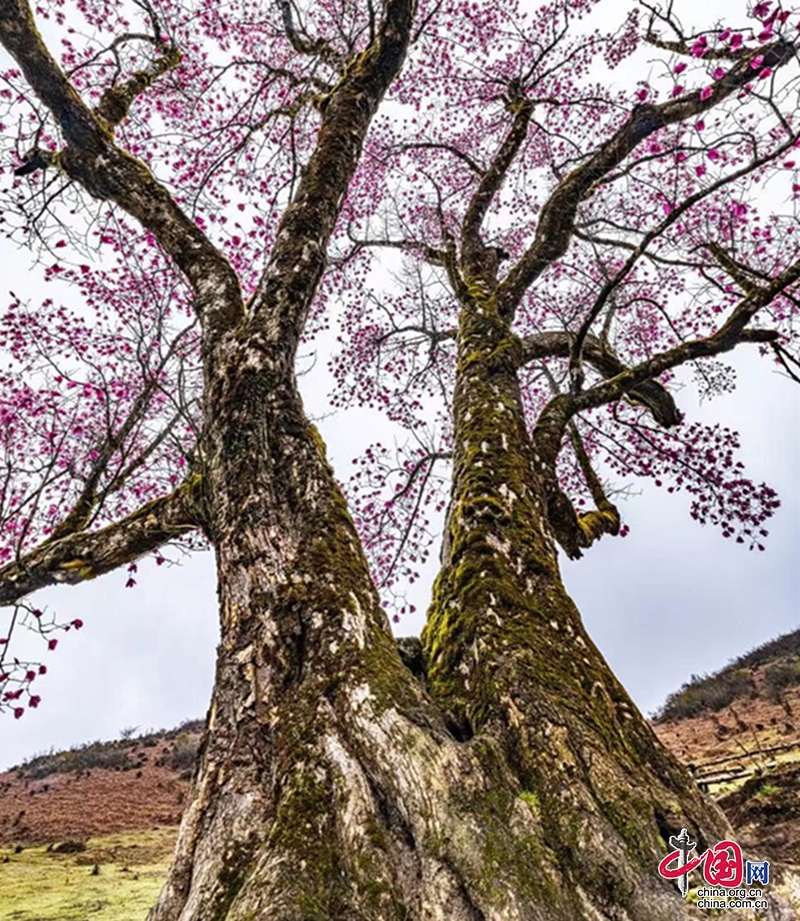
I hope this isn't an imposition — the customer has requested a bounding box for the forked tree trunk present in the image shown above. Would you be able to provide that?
[148,325,748,921]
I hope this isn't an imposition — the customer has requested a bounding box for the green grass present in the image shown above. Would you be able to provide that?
[0,828,176,921]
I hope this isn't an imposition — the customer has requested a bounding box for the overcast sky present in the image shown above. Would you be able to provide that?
[1,0,799,771]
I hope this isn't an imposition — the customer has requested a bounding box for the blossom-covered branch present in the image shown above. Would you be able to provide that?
[533,262,798,465]
[0,477,203,606]
[567,129,800,392]
[496,37,796,317]
[0,0,244,332]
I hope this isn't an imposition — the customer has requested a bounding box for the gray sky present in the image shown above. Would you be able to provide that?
[1,0,799,771]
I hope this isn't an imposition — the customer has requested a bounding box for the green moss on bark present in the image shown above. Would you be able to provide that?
[211,838,258,921]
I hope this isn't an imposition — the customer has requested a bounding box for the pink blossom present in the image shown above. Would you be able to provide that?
[700,86,714,101]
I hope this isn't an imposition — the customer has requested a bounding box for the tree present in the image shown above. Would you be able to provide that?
[0,0,798,916]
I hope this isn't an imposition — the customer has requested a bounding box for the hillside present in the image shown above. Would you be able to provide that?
[0,722,202,846]
[655,629,800,724]
[0,633,799,919]
[652,629,800,872]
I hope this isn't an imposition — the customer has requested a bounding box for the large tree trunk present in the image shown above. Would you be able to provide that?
[149,325,751,921]
[419,304,731,918]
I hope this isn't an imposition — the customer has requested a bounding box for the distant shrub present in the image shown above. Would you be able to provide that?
[160,718,204,741]
[734,631,800,671]
[657,668,756,722]
[763,658,800,703]
[70,746,138,773]
[10,718,205,778]
[19,741,138,779]
[51,840,87,854]
[167,734,200,771]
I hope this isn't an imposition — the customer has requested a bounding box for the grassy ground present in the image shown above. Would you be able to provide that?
[0,827,175,921]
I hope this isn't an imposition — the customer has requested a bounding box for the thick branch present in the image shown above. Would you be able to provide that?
[0,0,243,331]
[519,330,681,427]
[705,241,762,294]
[248,0,417,357]
[276,0,346,72]
[496,38,796,317]
[0,478,204,606]
[95,44,182,128]
[544,422,621,560]
[533,263,797,465]
[460,86,533,274]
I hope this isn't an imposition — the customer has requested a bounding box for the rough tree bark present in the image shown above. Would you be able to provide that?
[1,0,797,918]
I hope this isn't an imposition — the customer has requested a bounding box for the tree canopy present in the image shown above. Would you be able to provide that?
[1,0,797,706]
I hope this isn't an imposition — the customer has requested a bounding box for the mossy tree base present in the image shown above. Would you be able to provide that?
[145,563,736,920]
